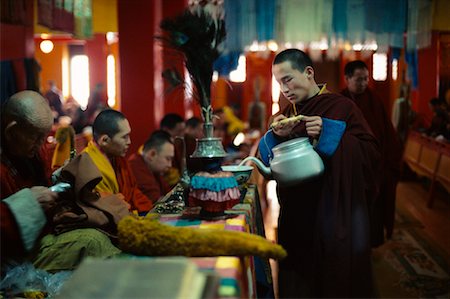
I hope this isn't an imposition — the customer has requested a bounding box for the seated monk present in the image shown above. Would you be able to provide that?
[1,91,58,267]
[82,109,153,213]
[128,130,173,203]
[1,91,119,272]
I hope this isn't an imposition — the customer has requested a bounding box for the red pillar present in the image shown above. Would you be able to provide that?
[161,0,188,117]
[118,0,162,153]
[85,33,108,100]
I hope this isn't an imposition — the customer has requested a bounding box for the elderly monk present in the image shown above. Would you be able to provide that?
[1,91,58,265]
[1,91,119,272]
[264,49,380,298]
[129,130,173,203]
[83,109,153,213]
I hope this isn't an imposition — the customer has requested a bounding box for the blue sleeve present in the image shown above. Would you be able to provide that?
[258,130,283,166]
[315,118,346,157]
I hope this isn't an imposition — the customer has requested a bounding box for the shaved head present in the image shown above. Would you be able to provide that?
[3,90,53,130]
[1,90,54,157]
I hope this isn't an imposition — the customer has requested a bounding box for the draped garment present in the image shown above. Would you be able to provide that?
[273,92,380,298]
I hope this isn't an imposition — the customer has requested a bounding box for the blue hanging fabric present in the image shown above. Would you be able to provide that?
[406,0,433,51]
[213,51,241,77]
[332,0,348,41]
[345,0,366,44]
[0,61,17,104]
[391,47,402,62]
[256,0,276,42]
[365,0,407,49]
[405,49,419,89]
[224,0,257,52]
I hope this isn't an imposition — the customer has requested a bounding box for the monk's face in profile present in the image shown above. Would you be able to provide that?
[345,67,369,95]
[102,119,131,157]
[144,141,174,175]
[273,61,315,104]
[6,122,51,158]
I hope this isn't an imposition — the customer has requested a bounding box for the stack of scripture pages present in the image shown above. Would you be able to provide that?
[57,257,209,299]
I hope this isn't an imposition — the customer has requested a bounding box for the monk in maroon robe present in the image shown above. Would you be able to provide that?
[128,130,173,203]
[1,91,57,265]
[264,49,380,298]
[341,60,402,246]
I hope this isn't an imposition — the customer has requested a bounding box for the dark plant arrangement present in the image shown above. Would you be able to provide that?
[156,4,226,124]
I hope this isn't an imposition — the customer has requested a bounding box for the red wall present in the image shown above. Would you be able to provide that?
[118,0,159,153]
[414,32,440,126]
[0,0,34,92]
[86,33,108,94]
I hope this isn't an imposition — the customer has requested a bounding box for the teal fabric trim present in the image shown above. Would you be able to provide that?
[316,117,346,157]
[3,188,46,252]
[191,176,238,191]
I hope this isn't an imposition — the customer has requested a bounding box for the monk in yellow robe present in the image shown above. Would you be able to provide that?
[83,109,153,213]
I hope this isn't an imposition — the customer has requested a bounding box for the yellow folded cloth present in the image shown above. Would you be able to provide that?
[82,141,119,194]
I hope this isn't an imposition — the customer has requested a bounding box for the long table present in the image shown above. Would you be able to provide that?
[157,184,273,299]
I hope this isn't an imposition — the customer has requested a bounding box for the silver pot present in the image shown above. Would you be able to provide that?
[240,137,324,187]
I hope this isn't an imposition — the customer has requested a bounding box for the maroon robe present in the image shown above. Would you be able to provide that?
[273,92,380,298]
[341,88,402,244]
[1,146,52,263]
[128,153,170,203]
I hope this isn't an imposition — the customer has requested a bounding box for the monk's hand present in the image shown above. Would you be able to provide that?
[31,186,58,211]
[303,116,322,139]
[272,115,299,137]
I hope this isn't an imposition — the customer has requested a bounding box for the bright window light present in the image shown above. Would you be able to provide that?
[392,58,398,81]
[62,57,70,99]
[373,53,387,81]
[70,55,90,109]
[271,75,280,115]
[229,55,246,82]
[107,54,116,107]
[212,71,219,82]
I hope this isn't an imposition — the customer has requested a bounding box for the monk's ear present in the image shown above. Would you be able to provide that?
[304,66,314,79]
[4,121,18,138]
[99,134,110,147]
[148,148,158,159]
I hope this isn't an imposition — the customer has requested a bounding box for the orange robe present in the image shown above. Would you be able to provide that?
[83,141,153,213]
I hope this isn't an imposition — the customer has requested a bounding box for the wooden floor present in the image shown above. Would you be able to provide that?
[261,178,450,299]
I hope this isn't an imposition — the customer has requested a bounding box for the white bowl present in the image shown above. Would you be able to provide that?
[221,165,254,185]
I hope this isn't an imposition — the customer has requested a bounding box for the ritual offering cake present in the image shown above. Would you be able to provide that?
[189,170,240,213]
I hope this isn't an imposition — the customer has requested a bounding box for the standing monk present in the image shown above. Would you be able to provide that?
[263,49,380,298]
[341,60,402,246]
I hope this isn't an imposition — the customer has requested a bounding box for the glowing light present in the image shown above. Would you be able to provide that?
[373,53,387,81]
[272,75,280,115]
[229,55,246,82]
[40,40,54,54]
[212,71,219,82]
[70,55,90,109]
[107,55,116,107]
[233,132,245,147]
[267,40,278,52]
[62,56,70,99]
[392,58,398,81]
[352,43,363,51]
[249,41,259,52]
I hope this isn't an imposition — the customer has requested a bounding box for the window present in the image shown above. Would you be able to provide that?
[70,55,90,109]
[107,54,116,107]
[372,53,387,81]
